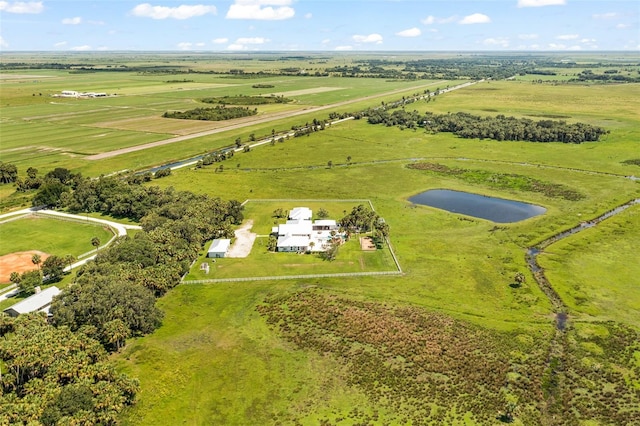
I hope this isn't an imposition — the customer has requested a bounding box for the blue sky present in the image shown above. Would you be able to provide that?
[0,0,638,51]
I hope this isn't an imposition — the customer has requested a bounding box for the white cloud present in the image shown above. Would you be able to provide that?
[131,3,217,20]
[226,0,294,20]
[396,27,421,37]
[71,45,92,51]
[421,15,457,25]
[96,46,110,51]
[226,36,269,50]
[593,12,619,20]
[556,34,579,40]
[353,33,383,44]
[518,33,538,40]
[62,16,82,25]
[321,38,330,44]
[0,36,8,48]
[304,12,312,19]
[178,42,193,50]
[212,37,228,44]
[54,41,67,48]
[517,0,566,7]
[459,13,491,25]
[335,45,353,51]
[616,23,630,29]
[483,37,510,48]
[235,37,268,44]
[0,1,43,13]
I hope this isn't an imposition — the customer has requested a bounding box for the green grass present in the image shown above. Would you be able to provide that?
[538,205,640,328]
[0,215,114,257]
[4,54,640,424]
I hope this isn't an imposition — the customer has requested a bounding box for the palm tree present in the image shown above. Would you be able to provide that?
[31,254,42,270]
[91,236,101,252]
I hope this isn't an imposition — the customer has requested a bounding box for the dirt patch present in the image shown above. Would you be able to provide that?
[227,220,257,258]
[360,237,376,251]
[0,250,50,283]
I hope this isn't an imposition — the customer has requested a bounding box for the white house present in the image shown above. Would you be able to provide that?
[60,90,79,97]
[272,208,340,252]
[207,238,231,258]
[3,286,61,317]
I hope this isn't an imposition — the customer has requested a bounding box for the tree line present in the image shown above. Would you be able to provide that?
[163,105,257,121]
[366,109,608,143]
[1,174,244,423]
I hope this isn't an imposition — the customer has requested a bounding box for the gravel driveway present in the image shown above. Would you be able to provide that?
[227,220,257,258]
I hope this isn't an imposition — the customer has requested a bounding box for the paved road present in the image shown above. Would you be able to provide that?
[85,79,460,160]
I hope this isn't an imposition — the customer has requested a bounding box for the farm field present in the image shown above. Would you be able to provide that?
[2,53,640,425]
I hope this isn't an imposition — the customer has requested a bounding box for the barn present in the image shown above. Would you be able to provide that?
[3,286,61,317]
[207,238,231,258]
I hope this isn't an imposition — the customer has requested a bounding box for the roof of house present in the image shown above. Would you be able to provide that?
[277,221,312,236]
[208,238,231,253]
[288,207,312,221]
[313,220,337,227]
[277,235,310,248]
[3,286,61,315]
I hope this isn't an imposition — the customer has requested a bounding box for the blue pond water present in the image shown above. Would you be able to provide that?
[409,189,546,223]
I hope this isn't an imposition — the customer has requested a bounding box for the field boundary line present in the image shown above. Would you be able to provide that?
[182,270,402,284]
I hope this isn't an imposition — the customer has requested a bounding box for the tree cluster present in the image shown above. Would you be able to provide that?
[367,109,608,143]
[200,95,291,105]
[0,315,138,425]
[163,106,257,121]
[49,175,243,348]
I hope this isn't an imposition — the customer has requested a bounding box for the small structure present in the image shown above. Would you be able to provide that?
[207,238,231,258]
[3,286,61,317]
[60,90,78,97]
[200,262,210,274]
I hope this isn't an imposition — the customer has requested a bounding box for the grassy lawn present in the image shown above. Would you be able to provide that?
[538,204,640,328]
[0,215,114,257]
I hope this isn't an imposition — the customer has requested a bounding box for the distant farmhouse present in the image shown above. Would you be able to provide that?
[207,238,231,258]
[272,207,340,253]
[3,286,61,317]
[55,90,108,98]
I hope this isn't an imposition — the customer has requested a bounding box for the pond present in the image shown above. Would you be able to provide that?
[409,189,546,223]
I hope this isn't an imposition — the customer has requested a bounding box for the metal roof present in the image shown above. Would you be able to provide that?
[3,286,61,315]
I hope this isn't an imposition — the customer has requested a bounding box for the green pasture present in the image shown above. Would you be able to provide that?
[0,215,113,257]
[3,55,640,424]
[538,204,640,328]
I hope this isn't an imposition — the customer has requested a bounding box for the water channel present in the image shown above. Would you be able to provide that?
[409,189,546,223]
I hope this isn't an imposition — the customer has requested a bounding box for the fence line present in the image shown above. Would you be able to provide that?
[182,270,402,284]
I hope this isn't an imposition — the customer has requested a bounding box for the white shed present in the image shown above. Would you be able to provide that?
[207,239,231,258]
[3,286,61,317]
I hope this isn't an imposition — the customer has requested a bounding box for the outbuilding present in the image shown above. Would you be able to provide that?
[3,286,61,317]
[207,238,231,258]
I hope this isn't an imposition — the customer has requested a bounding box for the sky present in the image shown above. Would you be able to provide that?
[0,0,638,52]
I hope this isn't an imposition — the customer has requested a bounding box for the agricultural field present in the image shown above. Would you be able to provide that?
[1,53,640,425]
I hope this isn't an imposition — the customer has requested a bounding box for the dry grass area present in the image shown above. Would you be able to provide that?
[359,236,376,251]
[0,250,49,282]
